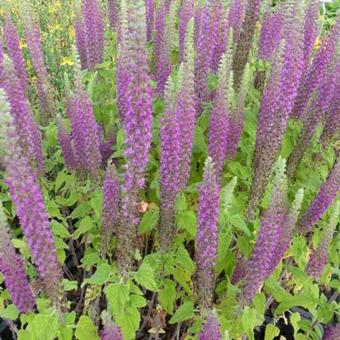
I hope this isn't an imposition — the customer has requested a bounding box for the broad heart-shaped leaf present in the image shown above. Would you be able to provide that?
[139,206,159,234]
[75,316,99,340]
[134,263,159,292]
[72,216,94,239]
[159,279,177,314]
[116,305,140,340]
[169,301,194,324]
[0,304,19,321]
[104,283,130,316]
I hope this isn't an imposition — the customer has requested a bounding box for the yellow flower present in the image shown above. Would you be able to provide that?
[60,56,74,66]
[19,39,27,49]
[314,36,321,51]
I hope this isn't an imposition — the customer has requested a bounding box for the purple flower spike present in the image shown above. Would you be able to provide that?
[291,20,340,119]
[306,201,339,280]
[160,77,181,250]
[67,81,102,179]
[246,42,285,221]
[0,202,35,313]
[195,5,215,111]
[242,159,288,304]
[101,313,123,340]
[258,11,283,61]
[179,0,194,63]
[145,0,155,42]
[196,157,220,308]
[101,163,120,255]
[199,312,221,340]
[233,0,263,88]
[177,21,197,190]
[229,0,245,44]
[208,54,230,180]
[303,0,319,66]
[323,324,340,340]
[74,17,88,70]
[321,66,340,146]
[82,0,105,68]
[287,62,338,179]
[108,0,119,31]
[299,157,340,234]
[0,92,62,302]
[57,119,76,171]
[3,17,28,92]
[118,0,153,274]
[0,42,4,81]
[2,59,44,175]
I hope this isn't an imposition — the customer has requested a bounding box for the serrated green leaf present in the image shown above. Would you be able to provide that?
[176,211,197,239]
[159,279,177,314]
[134,263,158,292]
[83,263,112,287]
[169,301,194,324]
[75,316,99,340]
[72,216,94,239]
[62,279,78,291]
[105,283,130,316]
[0,304,19,321]
[139,206,159,235]
[230,215,250,236]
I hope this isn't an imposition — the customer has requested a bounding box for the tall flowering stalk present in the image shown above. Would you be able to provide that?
[291,20,340,119]
[101,163,120,255]
[242,159,288,304]
[246,42,285,221]
[178,0,194,63]
[232,0,263,88]
[226,62,251,160]
[156,0,178,96]
[67,77,102,179]
[306,201,339,280]
[108,0,119,31]
[145,0,155,42]
[320,66,340,146]
[269,188,304,273]
[287,61,338,179]
[199,312,221,340]
[3,17,28,92]
[177,21,196,190]
[195,5,215,111]
[228,0,245,44]
[258,10,283,61]
[22,2,53,119]
[1,59,44,175]
[195,158,219,308]
[0,42,3,81]
[299,156,340,234]
[303,0,319,66]
[160,77,181,250]
[0,201,35,313]
[208,54,230,179]
[0,90,62,302]
[74,16,88,70]
[118,0,153,273]
[82,0,105,68]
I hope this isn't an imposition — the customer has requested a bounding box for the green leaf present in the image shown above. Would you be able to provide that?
[159,279,177,314]
[175,246,195,274]
[90,192,102,221]
[264,324,280,340]
[75,316,99,340]
[169,301,194,324]
[50,220,70,238]
[290,312,301,336]
[130,294,147,308]
[220,177,237,214]
[176,210,197,239]
[192,126,208,155]
[116,306,140,340]
[275,292,318,315]
[72,216,94,239]
[62,279,78,291]
[139,206,159,235]
[105,283,130,316]
[229,215,250,236]
[0,304,19,320]
[134,263,158,292]
[253,293,266,316]
[82,263,112,287]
